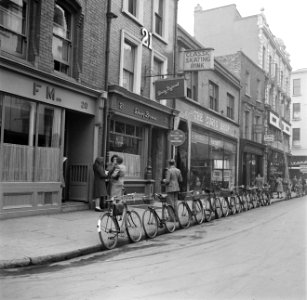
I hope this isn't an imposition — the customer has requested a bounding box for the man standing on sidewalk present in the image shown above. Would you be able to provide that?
[162,159,183,214]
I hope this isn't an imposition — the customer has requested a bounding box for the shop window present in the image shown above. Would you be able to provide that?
[226,93,234,120]
[293,78,301,96]
[0,94,63,182]
[109,120,143,178]
[209,81,218,112]
[292,103,301,120]
[0,0,28,57]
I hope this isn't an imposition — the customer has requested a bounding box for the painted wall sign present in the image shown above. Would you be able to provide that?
[183,48,214,71]
[155,78,186,100]
[0,68,96,115]
[181,109,239,138]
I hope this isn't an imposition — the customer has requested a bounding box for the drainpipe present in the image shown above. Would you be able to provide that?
[102,0,117,162]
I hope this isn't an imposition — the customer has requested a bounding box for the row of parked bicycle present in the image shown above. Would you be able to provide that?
[97,185,301,250]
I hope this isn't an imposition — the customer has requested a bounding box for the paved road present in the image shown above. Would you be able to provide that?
[1,197,306,300]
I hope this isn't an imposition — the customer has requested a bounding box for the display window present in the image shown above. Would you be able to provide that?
[0,93,63,182]
[191,130,237,191]
[109,119,144,178]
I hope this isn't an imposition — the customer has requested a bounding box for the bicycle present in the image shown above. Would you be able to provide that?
[97,193,143,250]
[201,188,223,219]
[219,188,237,217]
[176,190,205,228]
[142,193,177,239]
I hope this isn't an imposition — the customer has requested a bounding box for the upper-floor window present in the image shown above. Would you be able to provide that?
[186,72,198,101]
[292,128,300,143]
[154,0,163,36]
[123,40,136,91]
[209,81,218,112]
[53,3,72,75]
[120,30,142,93]
[244,110,250,139]
[0,0,28,57]
[292,103,301,120]
[269,55,272,76]
[245,71,250,96]
[293,78,301,96]
[123,0,143,22]
[226,93,234,119]
[262,46,266,69]
[256,79,261,101]
[280,70,283,88]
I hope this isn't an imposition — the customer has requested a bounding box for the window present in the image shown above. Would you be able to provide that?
[262,46,266,69]
[293,103,301,120]
[0,0,28,57]
[292,128,300,144]
[109,120,143,178]
[186,72,198,101]
[123,0,143,22]
[226,93,234,119]
[244,111,250,139]
[153,57,163,79]
[280,70,283,88]
[256,79,261,101]
[53,3,72,75]
[127,0,136,16]
[293,79,301,96]
[123,40,136,91]
[209,81,218,111]
[0,93,63,182]
[269,56,272,75]
[245,71,250,96]
[154,0,163,36]
[151,52,167,100]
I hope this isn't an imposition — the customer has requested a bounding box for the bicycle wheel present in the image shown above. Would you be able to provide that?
[142,208,158,239]
[229,196,236,215]
[177,201,191,228]
[215,197,223,219]
[193,199,205,224]
[234,196,241,213]
[97,213,118,250]
[220,197,229,217]
[162,205,176,233]
[125,210,143,243]
[202,198,213,222]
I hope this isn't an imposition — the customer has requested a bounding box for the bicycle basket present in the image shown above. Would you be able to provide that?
[113,202,124,216]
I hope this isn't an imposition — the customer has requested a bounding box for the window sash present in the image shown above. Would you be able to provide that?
[127,0,136,16]
[292,128,300,141]
[293,79,301,96]
[209,82,218,111]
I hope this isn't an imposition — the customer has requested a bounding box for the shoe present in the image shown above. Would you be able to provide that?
[95,207,103,212]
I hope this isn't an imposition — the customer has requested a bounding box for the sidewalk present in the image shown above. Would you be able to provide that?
[0,194,294,269]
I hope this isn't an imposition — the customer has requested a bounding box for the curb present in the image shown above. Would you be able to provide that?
[0,195,300,270]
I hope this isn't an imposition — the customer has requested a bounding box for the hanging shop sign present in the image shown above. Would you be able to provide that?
[183,48,214,71]
[168,129,186,146]
[264,134,275,142]
[155,78,186,100]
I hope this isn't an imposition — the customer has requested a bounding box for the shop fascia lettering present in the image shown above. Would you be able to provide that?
[134,107,157,121]
[182,110,231,134]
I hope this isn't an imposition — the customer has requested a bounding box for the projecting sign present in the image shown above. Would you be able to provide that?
[168,129,186,146]
[184,48,214,71]
[155,78,186,100]
[264,134,275,142]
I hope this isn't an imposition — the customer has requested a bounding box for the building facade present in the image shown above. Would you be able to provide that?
[194,4,292,182]
[217,52,266,186]
[103,0,179,195]
[0,0,108,219]
[175,25,240,192]
[290,69,307,179]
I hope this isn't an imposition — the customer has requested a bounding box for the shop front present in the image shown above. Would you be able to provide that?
[266,148,290,182]
[176,102,240,192]
[239,140,265,187]
[107,85,176,196]
[0,62,104,219]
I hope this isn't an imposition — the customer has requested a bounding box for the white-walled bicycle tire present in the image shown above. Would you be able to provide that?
[97,214,118,250]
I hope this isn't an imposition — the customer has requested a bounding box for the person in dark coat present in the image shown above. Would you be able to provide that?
[93,156,108,211]
[162,159,183,215]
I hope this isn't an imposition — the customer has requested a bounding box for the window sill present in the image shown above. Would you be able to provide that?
[122,10,144,27]
[152,32,168,45]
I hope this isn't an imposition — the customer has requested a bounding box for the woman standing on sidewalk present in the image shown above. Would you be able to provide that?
[276,175,284,199]
[93,157,108,211]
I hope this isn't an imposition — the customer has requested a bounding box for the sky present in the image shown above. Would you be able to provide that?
[178,0,307,71]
